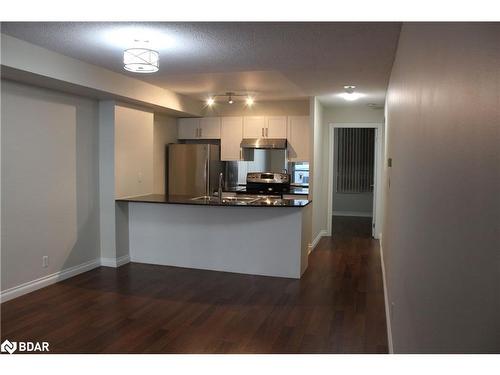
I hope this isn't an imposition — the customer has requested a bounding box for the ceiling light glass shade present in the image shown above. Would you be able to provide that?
[206,97,215,106]
[246,97,254,106]
[339,92,364,101]
[123,48,159,73]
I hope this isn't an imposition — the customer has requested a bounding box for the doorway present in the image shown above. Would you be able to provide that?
[327,123,384,238]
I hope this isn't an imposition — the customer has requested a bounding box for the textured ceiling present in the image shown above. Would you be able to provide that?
[1,22,401,106]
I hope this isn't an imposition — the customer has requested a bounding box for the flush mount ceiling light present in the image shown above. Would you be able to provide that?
[206,92,255,107]
[123,47,159,73]
[339,85,364,101]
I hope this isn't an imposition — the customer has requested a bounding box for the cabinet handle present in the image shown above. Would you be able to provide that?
[196,128,199,137]
[200,128,202,138]
[265,128,268,137]
[262,127,264,137]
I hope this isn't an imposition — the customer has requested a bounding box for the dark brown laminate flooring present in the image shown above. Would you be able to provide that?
[332,215,373,238]
[1,234,388,353]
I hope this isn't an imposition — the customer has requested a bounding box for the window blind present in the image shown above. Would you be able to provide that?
[335,128,375,193]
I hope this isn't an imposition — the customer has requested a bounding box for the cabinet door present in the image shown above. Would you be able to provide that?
[287,116,310,161]
[178,118,200,139]
[199,117,221,139]
[266,116,287,138]
[220,117,243,161]
[243,116,266,138]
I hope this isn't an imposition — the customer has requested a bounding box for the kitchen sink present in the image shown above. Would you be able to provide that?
[190,195,260,204]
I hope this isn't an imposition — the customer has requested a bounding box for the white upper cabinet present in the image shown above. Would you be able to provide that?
[287,116,310,161]
[178,117,220,139]
[266,116,287,138]
[220,117,243,161]
[178,118,200,139]
[243,116,287,138]
[199,117,221,139]
[243,116,266,138]
[178,115,309,162]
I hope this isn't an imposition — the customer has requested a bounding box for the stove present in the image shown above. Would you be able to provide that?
[245,172,291,195]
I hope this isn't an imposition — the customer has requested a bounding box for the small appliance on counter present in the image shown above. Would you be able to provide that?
[245,172,291,195]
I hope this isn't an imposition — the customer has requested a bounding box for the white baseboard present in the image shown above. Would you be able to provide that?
[100,254,130,268]
[310,229,328,251]
[307,244,313,255]
[379,238,394,354]
[333,211,373,218]
[0,258,101,303]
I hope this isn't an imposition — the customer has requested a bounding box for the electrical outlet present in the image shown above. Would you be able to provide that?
[138,171,143,184]
[42,256,49,268]
[390,302,395,318]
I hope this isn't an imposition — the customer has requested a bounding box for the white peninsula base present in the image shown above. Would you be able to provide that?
[120,202,311,279]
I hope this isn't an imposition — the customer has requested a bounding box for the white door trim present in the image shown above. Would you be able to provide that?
[327,123,384,238]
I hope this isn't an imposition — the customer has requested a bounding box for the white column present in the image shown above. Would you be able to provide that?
[98,100,117,266]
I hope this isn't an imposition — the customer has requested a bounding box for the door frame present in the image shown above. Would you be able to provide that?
[327,123,384,238]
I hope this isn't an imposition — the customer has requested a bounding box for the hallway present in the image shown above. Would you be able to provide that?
[1,233,388,354]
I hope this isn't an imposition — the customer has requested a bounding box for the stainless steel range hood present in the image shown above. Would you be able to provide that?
[240,138,287,149]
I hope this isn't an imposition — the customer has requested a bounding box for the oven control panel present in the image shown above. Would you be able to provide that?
[246,172,290,184]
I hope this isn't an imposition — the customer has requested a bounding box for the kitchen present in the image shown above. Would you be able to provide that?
[2,19,498,361]
[116,108,313,278]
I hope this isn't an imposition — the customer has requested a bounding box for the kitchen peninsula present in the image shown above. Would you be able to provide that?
[116,194,312,279]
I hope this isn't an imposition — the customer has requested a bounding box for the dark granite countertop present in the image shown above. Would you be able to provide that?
[224,186,309,195]
[116,194,311,207]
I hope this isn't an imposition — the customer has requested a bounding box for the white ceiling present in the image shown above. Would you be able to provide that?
[1,22,401,106]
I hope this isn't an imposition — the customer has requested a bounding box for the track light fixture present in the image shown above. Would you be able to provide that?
[205,92,255,107]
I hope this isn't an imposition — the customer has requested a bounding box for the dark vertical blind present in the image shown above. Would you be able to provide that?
[336,128,375,193]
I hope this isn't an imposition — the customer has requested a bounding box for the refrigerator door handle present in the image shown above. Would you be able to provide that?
[205,158,210,196]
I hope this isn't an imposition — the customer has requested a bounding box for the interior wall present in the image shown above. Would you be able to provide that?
[114,105,154,198]
[1,80,100,293]
[200,99,309,117]
[383,22,500,353]
[323,105,384,123]
[324,105,384,217]
[311,97,328,242]
[153,113,178,194]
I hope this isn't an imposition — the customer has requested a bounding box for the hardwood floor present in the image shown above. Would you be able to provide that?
[1,235,388,353]
[332,215,373,238]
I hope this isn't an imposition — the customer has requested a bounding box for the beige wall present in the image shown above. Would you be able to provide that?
[114,106,177,198]
[311,98,328,242]
[323,105,384,123]
[114,106,154,198]
[383,23,500,353]
[323,105,384,216]
[1,80,100,293]
[200,99,309,117]
[153,113,178,194]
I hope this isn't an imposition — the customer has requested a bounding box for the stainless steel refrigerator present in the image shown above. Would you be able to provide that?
[167,144,222,197]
